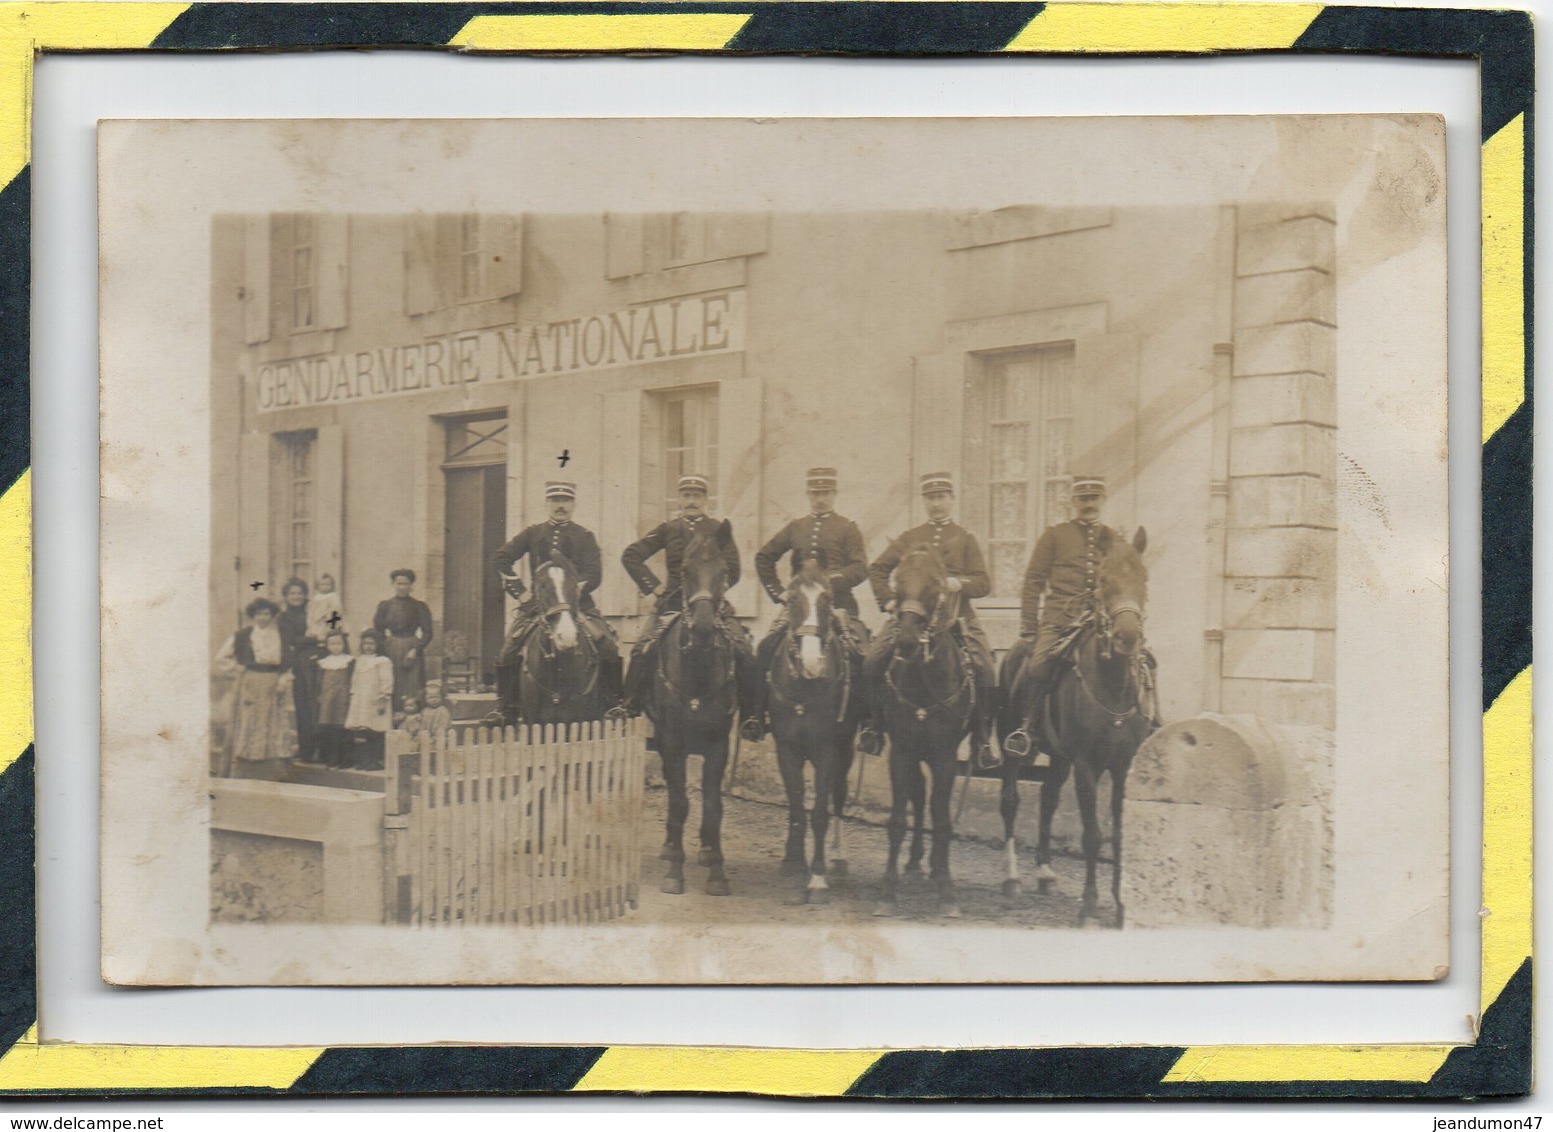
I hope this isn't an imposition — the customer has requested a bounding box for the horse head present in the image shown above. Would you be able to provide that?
[893,546,947,656]
[1099,527,1149,657]
[787,548,833,678]
[683,520,733,640]
[534,551,582,651]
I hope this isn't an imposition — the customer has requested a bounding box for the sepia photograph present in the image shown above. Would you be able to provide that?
[98,116,1449,985]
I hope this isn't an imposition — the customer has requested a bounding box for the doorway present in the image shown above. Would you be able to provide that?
[442,413,508,685]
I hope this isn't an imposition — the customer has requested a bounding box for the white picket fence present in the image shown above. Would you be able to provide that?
[384,720,645,926]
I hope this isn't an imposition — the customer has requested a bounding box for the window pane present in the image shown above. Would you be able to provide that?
[991,422,1028,479]
[1045,481,1071,526]
[292,521,312,563]
[990,482,1026,541]
[665,399,685,447]
[292,480,313,520]
[991,541,1025,599]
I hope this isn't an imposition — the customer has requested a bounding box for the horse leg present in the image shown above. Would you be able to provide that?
[806,738,832,904]
[700,735,731,896]
[1000,756,1023,900]
[659,748,688,895]
[1073,761,1102,925]
[1110,766,1127,929]
[929,750,960,918]
[1035,758,1070,895]
[905,761,927,878]
[775,731,809,879]
[873,749,909,916]
[829,725,854,877]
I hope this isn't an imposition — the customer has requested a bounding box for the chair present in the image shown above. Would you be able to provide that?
[441,630,481,693]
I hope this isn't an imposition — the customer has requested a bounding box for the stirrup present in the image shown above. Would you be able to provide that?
[1002,728,1033,761]
[739,717,766,742]
[480,710,512,729]
[857,726,883,756]
[975,736,1002,771]
[604,705,630,724]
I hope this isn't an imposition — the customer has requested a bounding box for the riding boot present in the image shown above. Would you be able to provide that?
[737,653,766,742]
[483,661,518,728]
[1004,655,1057,760]
[600,656,630,722]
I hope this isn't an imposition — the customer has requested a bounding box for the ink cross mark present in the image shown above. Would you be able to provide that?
[249,581,264,591]
[557,449,570,467]
[325,612,343,629]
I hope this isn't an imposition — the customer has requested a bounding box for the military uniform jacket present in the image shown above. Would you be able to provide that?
[754,511,868,614]
[869,519,990,610]
[493,521,604,604]
[1020,519,1120,633]
[621,515,741,597]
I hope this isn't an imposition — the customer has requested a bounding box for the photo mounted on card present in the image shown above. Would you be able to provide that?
[97,116,1447,986]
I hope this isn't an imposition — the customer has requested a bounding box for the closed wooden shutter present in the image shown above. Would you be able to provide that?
[1072,332,1140,530]
[242,215,271,345]
[705,213,769,261]
[604,213,645,279]
[598,389,644,616]
[716,376,762,614]
[482,214,523,298]
[314,215,350,330]
[237,432,272,602]
[911,352,966,524]
[404,215,438,315]
[314,424,345,588]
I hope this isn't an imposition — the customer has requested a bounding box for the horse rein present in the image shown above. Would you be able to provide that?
[884,614,974,725]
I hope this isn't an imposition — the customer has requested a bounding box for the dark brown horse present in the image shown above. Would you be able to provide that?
[998,528,1155,927]
[767,551,862,903]
[647,521,740,896]
[871,548,975,918]
[516,552,609,727]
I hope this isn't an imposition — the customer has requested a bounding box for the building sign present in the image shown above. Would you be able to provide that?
[255,290,745,413]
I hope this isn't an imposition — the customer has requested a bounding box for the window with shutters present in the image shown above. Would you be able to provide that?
[405,214,524,314]
[970,345,1076,601]
[290,214,316,331]
[652,385,719,518]
[606,213,769,278]
[272,431,318,584]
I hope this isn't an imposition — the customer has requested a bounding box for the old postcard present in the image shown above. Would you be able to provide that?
[98,116,1448,985]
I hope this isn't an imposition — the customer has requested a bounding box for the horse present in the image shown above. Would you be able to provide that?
[766,550,862,903]
[512,552,611,728]
[997,527,1155,928]
[646,520,741,896]
[871,547,976,918]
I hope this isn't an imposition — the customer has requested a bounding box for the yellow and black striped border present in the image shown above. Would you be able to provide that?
[0,2,1531,1100]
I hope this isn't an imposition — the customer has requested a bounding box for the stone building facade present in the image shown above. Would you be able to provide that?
[209,205,1337,730]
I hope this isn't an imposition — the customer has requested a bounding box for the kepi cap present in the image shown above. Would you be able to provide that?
[677,473,711,494]
[1071,475,1107,495]
[544,480,577,500]
[919,471,955,496]
[805,467,838,491]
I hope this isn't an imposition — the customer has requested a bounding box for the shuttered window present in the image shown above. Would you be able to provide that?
[654,385,719,518]
[272,430,317,584]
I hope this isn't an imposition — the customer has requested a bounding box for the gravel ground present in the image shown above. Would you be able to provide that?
[632,782,1111,929]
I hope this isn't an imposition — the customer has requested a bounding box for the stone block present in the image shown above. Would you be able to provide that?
[1228,474,1335,529]
[1220,679,1336,728]
[1236,215,1336,276]
[1224,527,1335,579]
[1233,322,1335,377]
[1234,268,1336,329]
[1229,423,1335,478]
[1222,628,1317,680]
[1236,201,1338,228]
[1121,715,1332,928]
[1223,577,1336,630]
[1231,372,1336,429]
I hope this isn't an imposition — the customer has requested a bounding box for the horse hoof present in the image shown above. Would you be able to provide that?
[779,859,807,878]
[872,901,898,917]
[1114,910,1126,930]
[660,877,686,895]
[1001,879,1023,899]
[806,886,832,906]
[658,845,676,862]
[828,859,849,878]
[942,904,963,919]
[904,863,924,879]
[1036,878,1054,896]
[705,878,731,897]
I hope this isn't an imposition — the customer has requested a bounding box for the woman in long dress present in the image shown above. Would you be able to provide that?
[278,577,320,762]
[214,597,296,777]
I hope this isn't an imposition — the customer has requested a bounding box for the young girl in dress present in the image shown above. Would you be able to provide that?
[312,629,354,767]
[345,627,394,770]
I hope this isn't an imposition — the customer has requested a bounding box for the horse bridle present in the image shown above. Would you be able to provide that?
[658,594,736,713]
[526,573,600,706]
[884,601,974,725]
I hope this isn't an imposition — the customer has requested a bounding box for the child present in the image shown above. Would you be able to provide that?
[398,693,424,739]
[307,573,345,642]
[345,628,394,770]
[421,681,453,743]
[312,629,354,767]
